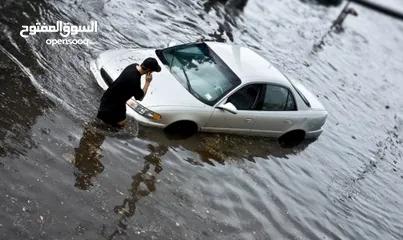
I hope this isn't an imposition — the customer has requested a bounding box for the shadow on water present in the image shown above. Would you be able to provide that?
[72,122,107,190]
[139,126,316,165]
[72,116,315,191]
[70,117,315,238]
[71,120,168,238]
[72,118,140,190]
[201,0,249,42]
[106,143,167,239]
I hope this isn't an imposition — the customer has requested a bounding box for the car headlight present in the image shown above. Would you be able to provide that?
[127,100,162,120]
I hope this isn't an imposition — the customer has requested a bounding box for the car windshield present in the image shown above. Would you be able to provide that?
[156,42,242,106]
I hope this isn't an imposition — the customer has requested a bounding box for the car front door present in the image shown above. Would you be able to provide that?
[251,83,300,137]
[203,84,264,135]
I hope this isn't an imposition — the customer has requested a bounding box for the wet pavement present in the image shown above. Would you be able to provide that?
[1,0,403,239]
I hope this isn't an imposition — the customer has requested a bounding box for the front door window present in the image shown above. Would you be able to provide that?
[226,84,263,110]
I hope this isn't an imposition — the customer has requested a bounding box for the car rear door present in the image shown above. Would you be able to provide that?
[251,83,302,137]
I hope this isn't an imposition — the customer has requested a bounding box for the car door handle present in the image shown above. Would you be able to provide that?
[284,119,293,124]
[244,118,254,123]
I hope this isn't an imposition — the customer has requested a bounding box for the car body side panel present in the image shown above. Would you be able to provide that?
[202,109,256,135]
[204,81,326,138]
[130,106,214,130]
[251,110,327,137]
[251,111,305,137]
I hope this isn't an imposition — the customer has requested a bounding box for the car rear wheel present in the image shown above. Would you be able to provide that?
[164,121,198,139]
[278,130,305,147]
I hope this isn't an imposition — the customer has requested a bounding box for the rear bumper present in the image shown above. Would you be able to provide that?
[305,128,324,139]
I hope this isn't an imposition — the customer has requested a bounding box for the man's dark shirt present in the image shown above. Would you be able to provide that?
[97,63,144,124]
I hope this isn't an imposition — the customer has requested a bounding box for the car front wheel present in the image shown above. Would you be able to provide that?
[164,121,199,139]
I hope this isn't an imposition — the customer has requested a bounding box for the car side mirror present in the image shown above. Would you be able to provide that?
[217,102,237,114]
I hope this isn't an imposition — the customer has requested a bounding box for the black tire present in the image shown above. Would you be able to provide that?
[164,121,198,140]
[278,130,305,147]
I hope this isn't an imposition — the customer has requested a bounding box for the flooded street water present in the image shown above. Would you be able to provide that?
[1,0,403,239]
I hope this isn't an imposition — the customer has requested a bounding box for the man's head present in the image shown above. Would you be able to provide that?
[140,57,161,74]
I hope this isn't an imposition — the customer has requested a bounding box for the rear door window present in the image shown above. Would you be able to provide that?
[262,84,297,111]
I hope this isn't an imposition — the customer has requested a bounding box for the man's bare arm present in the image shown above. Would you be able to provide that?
[139,72,153,101]
[126,81,150,103]
[140,81,151,101]
[127,72,152,103]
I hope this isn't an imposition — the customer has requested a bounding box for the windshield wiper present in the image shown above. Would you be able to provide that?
[181,66,193,94]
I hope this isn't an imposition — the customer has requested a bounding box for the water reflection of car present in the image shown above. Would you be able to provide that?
[90,40,328,142]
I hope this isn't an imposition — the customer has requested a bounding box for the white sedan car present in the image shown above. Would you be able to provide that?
[90,40,328,142]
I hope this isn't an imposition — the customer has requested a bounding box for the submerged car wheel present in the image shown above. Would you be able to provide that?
[278,130,305,147]
[164,121,198,139]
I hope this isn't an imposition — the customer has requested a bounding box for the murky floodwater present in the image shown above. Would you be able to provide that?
[1,0,403,239]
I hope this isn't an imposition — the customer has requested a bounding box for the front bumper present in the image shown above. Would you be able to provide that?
[126,106,166,129]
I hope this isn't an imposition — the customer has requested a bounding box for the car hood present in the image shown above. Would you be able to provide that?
[96,48,205,108]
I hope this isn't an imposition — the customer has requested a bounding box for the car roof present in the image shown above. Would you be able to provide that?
[205,41,292,86]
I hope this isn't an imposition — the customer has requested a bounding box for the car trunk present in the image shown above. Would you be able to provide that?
[291,79,326,111]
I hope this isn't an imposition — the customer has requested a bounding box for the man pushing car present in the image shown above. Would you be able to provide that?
[97,57,161,127]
